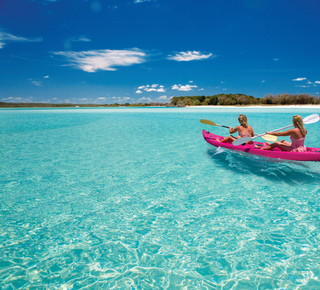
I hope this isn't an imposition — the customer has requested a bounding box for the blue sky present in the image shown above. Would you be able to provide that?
[1,0,320,104]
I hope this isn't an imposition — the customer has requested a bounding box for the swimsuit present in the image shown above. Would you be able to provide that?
[230,134,250,139]
[290,136,307,152]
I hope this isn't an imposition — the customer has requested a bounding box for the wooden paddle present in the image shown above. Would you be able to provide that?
[233,113,320,146]
[200,119,277,142]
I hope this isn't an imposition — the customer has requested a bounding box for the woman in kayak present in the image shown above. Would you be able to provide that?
[255,115,307,152]
[216,114,254,143]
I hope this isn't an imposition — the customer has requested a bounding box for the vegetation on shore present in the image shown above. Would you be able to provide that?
[169,93,319,107]
[1,93,319,108]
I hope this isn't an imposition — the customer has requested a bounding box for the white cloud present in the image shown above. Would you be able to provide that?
[53,49,147,72]
[43,76,49,79]
[172,84,197,91]
[273,58,279,61]
[157,87,166,92]
[158,95,167,100]
[29,79,42,86]
[138,97,152,102]
[168,51,213,62]
[1,96,35,103]
[0,30,42,49]
[293,77,307,81]
[315,81,320,84]
[136,84,166,93]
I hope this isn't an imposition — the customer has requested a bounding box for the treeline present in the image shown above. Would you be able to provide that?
[170,94,259,106]
[169,93,319,106]
[261,93,319,105]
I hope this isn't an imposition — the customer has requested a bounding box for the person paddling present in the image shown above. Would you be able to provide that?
[254,115,307,152]
[216,114,254,143]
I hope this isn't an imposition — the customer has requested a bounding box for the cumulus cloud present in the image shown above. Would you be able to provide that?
[1,96,35,103]
[293,77,307,81]
[111,96,131,102]
[315,81,320,84]
[158,95,167,100]
[172,84,197,91]
[0,31,42,49]
[138,97,152,102]
[53,49,147,72]
[168,51,213,62]
[136,84,166,93]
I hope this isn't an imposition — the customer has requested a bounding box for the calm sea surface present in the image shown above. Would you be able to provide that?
[1,107,320,289]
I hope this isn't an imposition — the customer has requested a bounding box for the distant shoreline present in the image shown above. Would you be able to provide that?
[1,103,320,109]
[187,104,320,109]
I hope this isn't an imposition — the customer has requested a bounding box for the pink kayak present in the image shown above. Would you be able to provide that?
[203,130,320,161]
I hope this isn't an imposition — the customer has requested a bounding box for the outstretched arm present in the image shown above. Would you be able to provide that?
[266,129,295,137]
[229,126,239,134]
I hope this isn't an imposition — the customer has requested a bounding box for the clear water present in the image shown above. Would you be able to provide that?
[1,107,320,289]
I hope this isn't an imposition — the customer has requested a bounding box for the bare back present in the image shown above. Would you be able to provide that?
[231,125,254,138]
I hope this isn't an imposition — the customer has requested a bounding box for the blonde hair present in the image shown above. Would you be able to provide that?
[293,115,306,136]
[238,114,248,128]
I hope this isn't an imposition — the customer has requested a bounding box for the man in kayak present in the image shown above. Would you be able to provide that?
[216,114,254,143]
[254,115,307,152]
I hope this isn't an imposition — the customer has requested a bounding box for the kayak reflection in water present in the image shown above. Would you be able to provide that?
[216,114,254,143]
[254,115,307,152]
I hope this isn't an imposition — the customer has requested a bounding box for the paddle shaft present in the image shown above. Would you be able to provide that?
[219,124,230,129]
[254,124,293,140]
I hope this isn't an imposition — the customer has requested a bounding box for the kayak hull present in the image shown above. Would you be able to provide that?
[203,130,320,162]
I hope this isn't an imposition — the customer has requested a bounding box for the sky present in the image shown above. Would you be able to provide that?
[0,0,320,104]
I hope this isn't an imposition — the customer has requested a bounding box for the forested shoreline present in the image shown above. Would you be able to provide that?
[0,93,319,108]
[169,93,320,107]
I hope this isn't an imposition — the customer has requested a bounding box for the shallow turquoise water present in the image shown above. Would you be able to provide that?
[1,107,320,289]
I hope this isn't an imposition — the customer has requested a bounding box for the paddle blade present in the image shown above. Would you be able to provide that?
[261,134,277,142]
[233,137,252,146]
[200,119,219,126]
[303,114,320,124]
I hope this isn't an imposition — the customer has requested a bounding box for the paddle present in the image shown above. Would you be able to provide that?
[233,113,320,146]
[200,119,277,142]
